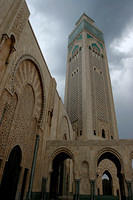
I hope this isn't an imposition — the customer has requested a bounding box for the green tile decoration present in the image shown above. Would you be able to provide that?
[98,41,104,49]
[68,19,104,45]
[92,43,100,53]
[72,45,79,56]
[87,33,93,39]
[77,34,82,40]
[68,21,84,45]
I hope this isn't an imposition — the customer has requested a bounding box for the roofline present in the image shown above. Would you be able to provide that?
[75,13,95,26]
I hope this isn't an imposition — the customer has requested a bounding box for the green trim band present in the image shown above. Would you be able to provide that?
[77,34,82,40]
[92,43,100,53]
[72,45,79,56]
[87,33,93,39]
[68,19,104,45]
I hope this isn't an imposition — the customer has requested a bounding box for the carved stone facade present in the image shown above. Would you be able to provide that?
[0,1,133,200]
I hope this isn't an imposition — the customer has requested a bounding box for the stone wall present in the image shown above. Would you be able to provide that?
[0,0,74,198]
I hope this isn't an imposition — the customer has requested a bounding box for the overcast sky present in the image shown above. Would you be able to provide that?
[26,0,133,139]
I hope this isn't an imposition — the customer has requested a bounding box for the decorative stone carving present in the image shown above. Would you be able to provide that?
[0,90,17,158]
[3,60,43,167]
[0,34,15,69]
[10,1,29,41]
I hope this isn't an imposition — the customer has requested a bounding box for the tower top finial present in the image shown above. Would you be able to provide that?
[75,13,95,26]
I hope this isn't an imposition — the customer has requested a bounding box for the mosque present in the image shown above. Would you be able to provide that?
[0,0,133,200]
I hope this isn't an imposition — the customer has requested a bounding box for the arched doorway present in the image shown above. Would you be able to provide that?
[50,152,74,199]
[102,171,112,195]
[0,145,22,200]
[97,151,125,200]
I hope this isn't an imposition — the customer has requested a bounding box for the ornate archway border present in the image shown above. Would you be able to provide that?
[7,54,46,129]
[46,146,75,175]
[50,146,74,161]
[95,147,124,173]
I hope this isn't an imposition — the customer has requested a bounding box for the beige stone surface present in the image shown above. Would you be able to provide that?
[0,1,133,199]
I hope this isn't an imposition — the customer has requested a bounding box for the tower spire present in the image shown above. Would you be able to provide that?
[65,14,118,140]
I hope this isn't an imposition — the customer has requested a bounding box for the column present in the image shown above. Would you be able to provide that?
[41,177,47,200]
[46,170,52,200]
[90,180,95,200]
[74,179,80,200]
[26,134,40,200]
[15,167,25,199]
[126,181,132,200]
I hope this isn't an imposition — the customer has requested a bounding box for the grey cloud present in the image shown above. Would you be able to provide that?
[115,98,133,139]
[92,0,133,44]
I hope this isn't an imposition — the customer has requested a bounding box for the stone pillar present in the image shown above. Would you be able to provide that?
[90,180,95,200]
[15,167,25,199]
[126,181,132,200]
[74,179,80,200]
[41,177,47,200]
[26,135,40,200]
[47,170,52,193]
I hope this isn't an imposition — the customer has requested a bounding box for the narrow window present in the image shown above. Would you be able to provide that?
[48,109,53,127]
[80,130,82,136]
[63,134,67,140]
[94,130,96,135]
[102,129,105,138]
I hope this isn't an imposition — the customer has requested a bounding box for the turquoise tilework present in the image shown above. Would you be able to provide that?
[68,19,104,45]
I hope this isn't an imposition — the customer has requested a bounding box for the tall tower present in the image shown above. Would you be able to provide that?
[65,13,118,140]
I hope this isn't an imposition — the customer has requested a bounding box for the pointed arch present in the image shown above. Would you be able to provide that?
[6,54,46,128]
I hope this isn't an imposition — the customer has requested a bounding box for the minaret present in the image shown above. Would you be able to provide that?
[64,13,118,140]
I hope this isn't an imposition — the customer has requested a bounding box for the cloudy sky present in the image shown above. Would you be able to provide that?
[26,0,133,139]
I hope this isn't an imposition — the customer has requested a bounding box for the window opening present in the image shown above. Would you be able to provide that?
[102,129,105,138]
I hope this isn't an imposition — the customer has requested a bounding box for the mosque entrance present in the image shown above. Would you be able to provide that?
[0,145,22,200]
[102,171,112,195]
[97,152,126,200]
[50,152,74,200]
